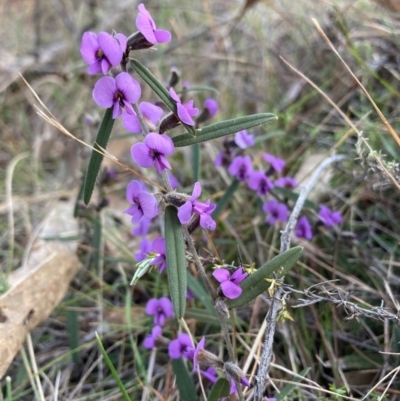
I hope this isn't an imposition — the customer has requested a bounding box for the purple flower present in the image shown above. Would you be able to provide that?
[136,3,171,45]
[132,216,151,236]
[212,267,248,299]
[168,333,194,359]
[263,199,289,225]
[122,102,163,133]
[319,205,342,227]
[192,336,205,371]
[186,289,195,300]
[263,153,286,173]
[169,87,199,126]
[80,31,126,75]
[228,156,253,181]
[143,325,162,349]
[93,72,141,119]
[200,367,218,383]
[150,237,167,272]
[234,130,254,149]
[275,177,298,189]
[247,171,274,196]
[295,216,313,240]
[146,297,174,326]
[124,180,158,224]
[214,151,230,168]
[135,237,152,261]
[131,132,174,173]
[204,99,219,118]
[178,182,206,224]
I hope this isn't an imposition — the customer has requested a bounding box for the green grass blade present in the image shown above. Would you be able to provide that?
[164,206,187,319]
[95,334,131,401]
[83,107,114,205]
[66,301,80,365]
[130,59,196,136]
[172,113,277,147]
[73,177,84,217]
[192,143,201,182]
[227,247,303,308]
[92,216,102,272]
[276,368,310,401]
[6,376,12,401]
[171,358,197,401]
[207,378,230,401]
[187,272,216,316]
[212,178,240,219]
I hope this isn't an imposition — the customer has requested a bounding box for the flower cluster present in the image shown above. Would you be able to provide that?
[215,134,343,241]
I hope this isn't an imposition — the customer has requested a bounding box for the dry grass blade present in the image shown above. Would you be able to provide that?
[312,18,400,149]
[279,57,400,192]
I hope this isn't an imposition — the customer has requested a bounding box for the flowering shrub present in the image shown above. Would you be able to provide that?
[78,3,346,400]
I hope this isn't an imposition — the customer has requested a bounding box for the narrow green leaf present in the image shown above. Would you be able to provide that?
[276,368,310,401]
[172,113,277,147]
[212,178,240,219]
[6,376,12,401]
[73,177,85,217]
[187,272,215,316]
[130,59,196,136]
[92,217,102,272]
[185,308,219,325]
[95,334,131,401]
[83,107,114,205]
[165,206,187,319]
[192,143,201,182]
[171,358,197,401]
[207,378,230,401]
[227,247,303,308]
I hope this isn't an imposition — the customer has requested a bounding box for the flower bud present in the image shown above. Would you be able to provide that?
[159,112,181,134]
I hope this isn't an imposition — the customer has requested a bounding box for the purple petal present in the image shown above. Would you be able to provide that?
[193,337,205,371]
[231,267,248,285]
[154,154,172,173]
[97,32,123,67]
[100,58,111,75]
[143,335,156,349]
[140,102,164,125]
[80,32,99,65]
[159,297,174,318]
[115,72,141,104]
[93,76,116,109]
[138,192,158,219]
[152,237,166,254]
[145,132,175,155]
[200,213,216,231]
[145,298,160,315]
[212,268,230,283]
[191,182,202,201]
[168,339,183,359]
[204,98,218,118]
[154,29,171,43]
[88,60,102,75]
[126,180,141,203]
[177,103,195,125]
[136,5,157,44]
[178,201,193,224]
[122,111,141,133]
[112,101,121,119]
[221,281,242,299]
[131,142,153,168]
[169,87,181,103]
[234,130,254,149]
[116,33,127,52]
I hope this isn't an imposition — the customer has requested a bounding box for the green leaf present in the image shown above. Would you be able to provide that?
[187,272,216,317]
[96,334,131,401]
[172,113,277,147]
[185,308,219,325]
[130,59,196,136]
[207,378,230,401]
[83,108,115,205]
[171,358,197,401]
[165,206,187,319]
[73,178,85,217]
[227,247,303,308]
[276,368,310,401]
[212,178,240,219]
[192,143,201,182]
